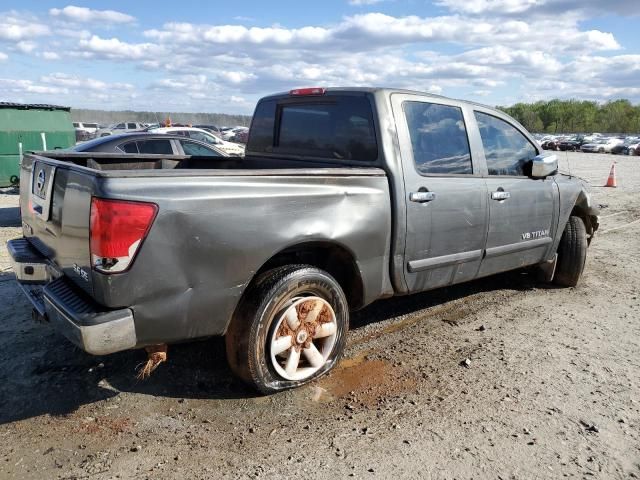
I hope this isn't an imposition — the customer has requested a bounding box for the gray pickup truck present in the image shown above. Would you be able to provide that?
[9,87,599,393]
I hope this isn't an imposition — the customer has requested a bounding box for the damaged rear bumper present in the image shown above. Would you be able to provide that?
[8,238,137,355]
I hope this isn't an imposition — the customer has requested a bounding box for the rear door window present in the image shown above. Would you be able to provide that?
[180,140,221,156]
[404,102,473,175]
[248,96,378,162]
[137,139,173,154]
[120,141,139,153]
[127,123,138,130]
[474,112,537,176]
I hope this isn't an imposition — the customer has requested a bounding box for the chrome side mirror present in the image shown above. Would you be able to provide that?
[531,153,558,178]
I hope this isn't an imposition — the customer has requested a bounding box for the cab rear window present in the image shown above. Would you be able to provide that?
[248,96,378,162]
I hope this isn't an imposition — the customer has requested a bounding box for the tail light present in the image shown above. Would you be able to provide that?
[90,197,158,273]
[289,87,326,96]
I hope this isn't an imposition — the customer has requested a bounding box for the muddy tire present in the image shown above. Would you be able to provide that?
[225,265,349,394]
[553,216,587,287]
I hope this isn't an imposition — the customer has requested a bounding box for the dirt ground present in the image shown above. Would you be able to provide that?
[0,152,639,479]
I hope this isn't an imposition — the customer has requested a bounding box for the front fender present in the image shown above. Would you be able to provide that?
[550,175,600,256]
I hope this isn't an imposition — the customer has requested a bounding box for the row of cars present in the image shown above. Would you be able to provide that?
[534,133,640,155]
[70,128,247,158]
[73,121,249,145]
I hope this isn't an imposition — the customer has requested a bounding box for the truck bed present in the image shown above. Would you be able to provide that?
[36,151,384,176]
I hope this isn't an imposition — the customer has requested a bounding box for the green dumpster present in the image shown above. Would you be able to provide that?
[0,102,75,187]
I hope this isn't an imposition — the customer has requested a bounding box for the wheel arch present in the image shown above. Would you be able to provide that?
[252,241,365,311]
[570,191,599,244]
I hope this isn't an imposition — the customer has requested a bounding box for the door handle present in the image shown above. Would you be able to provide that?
[410,191,436,203]
[491,191,511,201]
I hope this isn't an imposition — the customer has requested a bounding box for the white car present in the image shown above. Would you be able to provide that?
[221,126,249,141]
[73,122,100,135]
[150,127,245,156]
[580,137,623,153]
[97,122,146,137]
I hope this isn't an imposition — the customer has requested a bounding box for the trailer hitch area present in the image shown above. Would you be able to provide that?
[137,344,168,380]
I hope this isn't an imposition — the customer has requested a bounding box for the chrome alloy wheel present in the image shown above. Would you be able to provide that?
[269,296,338,381]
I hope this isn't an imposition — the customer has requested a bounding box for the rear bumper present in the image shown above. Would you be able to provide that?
[8,238,137,355]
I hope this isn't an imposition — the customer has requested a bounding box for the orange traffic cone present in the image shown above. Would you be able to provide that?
[604,163,617,187]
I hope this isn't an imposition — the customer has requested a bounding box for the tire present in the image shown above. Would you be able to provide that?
[598,147,605,153]
[553,216,587,287]
[225,265,349,394]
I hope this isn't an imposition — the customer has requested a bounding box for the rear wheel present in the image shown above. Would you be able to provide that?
[553,216,587,287]
[225,265,349,393]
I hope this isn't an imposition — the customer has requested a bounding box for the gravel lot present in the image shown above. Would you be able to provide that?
[1,152,639,479]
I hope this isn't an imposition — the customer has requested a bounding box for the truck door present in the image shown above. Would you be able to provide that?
[471,110,556,277]
[391,95,489,293]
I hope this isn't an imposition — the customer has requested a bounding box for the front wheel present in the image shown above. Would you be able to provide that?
[553,216,587,287]
[225,265,349,393]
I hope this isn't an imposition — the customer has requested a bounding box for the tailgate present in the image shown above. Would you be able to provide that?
[20,156,94,295]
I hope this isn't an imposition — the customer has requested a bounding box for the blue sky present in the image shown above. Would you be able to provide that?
[1,1,639,114]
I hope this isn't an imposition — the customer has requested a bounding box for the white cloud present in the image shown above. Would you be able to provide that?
[0,78,67,95]
[78,35,163,60]
[145,22,331,45]
[15,41,37,54]
[141,13,619,55]
[349,0,385,5]
[41,51,60,60]
[0,16,50,41]
[40,72,134,91]
[0,52,7,61]
[437,0,640,17]
[0,3,638,111]
[49,5,135,24]
[436,0,538,15]
[219,71,256,84]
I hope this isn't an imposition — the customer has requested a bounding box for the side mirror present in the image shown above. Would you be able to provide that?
[531,153,558,178]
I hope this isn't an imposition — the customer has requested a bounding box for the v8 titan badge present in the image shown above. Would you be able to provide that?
[522,229,550,240]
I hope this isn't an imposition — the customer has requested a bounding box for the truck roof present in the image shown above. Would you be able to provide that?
[260,86,495,110]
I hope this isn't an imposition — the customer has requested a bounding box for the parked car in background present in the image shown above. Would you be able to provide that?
[73,122,100,142]
[611,138,640,155]
[558,136,586,151]
[230,129,249,144]
[581,137,624,153]
[150,127,245,156]
[96,122,146,137]
[71,133,229,157]
[193,124,222,135]
[582,133,603,143]
[73,122,100,136]
[221,126,249,141]
[541,137,560,150]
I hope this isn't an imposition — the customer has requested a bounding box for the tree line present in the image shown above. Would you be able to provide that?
[498,99,640,134]
[70,108,252,128]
